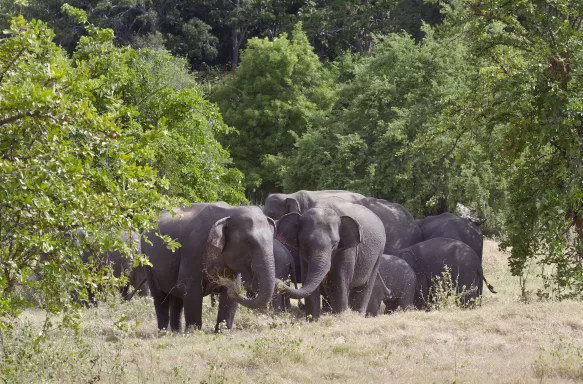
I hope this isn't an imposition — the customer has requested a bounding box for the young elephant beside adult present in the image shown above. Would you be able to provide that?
[142,203,276,333]
[354,198,423,254]
[263,190,366,220]
[366,254,417,316]
[397,238,496,309]
[415,213,484,261]
[271,239,299,312]
[275,198,386,320]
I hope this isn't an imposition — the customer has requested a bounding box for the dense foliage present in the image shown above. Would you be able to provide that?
[0,11,245,332]
[1,0,582,335]
[6,0,442,69]
[437,0,583,298]
[214,24,336,199]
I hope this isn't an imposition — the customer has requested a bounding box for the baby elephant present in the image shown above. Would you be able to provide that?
[366,254,417,316]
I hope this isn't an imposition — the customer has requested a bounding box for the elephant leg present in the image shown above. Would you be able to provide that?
[366,280,383,317]
[349,257,380,316]
[400,284,416,311]
[215,288,238,333]
[366,294,382,317]
[284,294,291,312]
[384,299,400,314]
[271,294,284,313]
[169,296,184,332]
[327,279,350,314]
[152,292,171,331]
[183,293,203,331]
[304,286,321,321]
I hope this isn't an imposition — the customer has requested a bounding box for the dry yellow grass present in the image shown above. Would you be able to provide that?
[4,240,583,383]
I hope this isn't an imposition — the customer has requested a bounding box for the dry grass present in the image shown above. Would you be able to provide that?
[3,240,583,383]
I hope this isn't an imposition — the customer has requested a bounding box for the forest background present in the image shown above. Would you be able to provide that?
[1,0,583,340]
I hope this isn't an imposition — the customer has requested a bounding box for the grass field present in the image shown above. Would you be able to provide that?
[3,240,583,383]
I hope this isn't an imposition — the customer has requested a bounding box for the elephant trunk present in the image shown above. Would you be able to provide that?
[277,253,331,299]
[227,244,276,309]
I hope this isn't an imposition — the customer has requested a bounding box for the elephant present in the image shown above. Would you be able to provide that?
[142,203,276,333]
[211,238,300,312]
[263,190,366,221]
[72,229,149,303]
[275,197,386,320]
[415,213,484,261]
[354,197,423,254]
[271,239,299,312]
[366,254,417,316]
[396,237,496,309]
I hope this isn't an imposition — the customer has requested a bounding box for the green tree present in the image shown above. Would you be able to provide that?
[283,27,494,217]
[71,30,246,204]
[215,23,336,200]
[0,16,167,329]
[437,0,583,297]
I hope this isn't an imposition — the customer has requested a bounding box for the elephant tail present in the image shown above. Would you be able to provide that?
[124,277,147,301]
[477,264,497,295]
[483,275,497,294]
[377,271,392,298]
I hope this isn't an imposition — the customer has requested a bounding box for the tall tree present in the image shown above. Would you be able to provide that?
[214,23,336,200]
[438,0,583,297]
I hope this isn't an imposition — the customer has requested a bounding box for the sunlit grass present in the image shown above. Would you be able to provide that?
[3,240,583,383]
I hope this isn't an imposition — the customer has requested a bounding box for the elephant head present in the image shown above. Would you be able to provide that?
[263,194,301,220]
[274,208,362,298]
[203,206,276,309]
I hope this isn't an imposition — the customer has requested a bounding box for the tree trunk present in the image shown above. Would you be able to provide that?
[231,31,239,71]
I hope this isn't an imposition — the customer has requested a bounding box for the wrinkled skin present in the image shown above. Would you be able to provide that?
[367,254,417,316]
[396,238,493,309]
[355,198,423,254]
[142,203,276,333]
[263,190,366,221]
[276,198,385,320]
[415,213,484,261]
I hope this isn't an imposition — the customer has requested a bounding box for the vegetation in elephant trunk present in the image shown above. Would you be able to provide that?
[277,250,331,299]
[226,244,276,309]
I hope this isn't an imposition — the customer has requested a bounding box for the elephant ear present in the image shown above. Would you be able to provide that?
[206,216,230,253]
[266,216,276,236]
[339,216,362,249]
[275,212,300,249]
[284,198,301,215]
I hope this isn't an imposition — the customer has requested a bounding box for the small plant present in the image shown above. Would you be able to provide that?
[200,361,227,384]
[428,266,479,310]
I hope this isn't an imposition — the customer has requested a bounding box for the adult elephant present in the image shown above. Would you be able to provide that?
[396,238,496,309]
[263,190,366,221]
[366,254,417,316]
[142,203,276,332]
[415,213,484,261]
[275,198,385,319]
[355,198,423,254]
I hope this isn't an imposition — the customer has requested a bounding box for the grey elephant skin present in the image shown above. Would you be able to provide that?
[397,237,495,309]
[271,239,299,312]
[355,197,423,254]
[367,254,417,316]
[415,213,484,261]
[276,198,386,320]
[263,190,366,220]
[142,203,276,332]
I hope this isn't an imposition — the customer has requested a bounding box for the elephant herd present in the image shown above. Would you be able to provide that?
[63,190,497,333]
